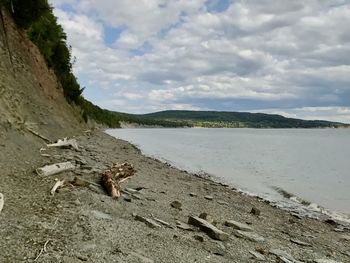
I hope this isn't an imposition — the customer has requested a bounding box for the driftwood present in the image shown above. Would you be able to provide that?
[50,179,65,195]
[0,193,4,213]
[36,162,75,176]
[47,138,79,151]
[26,127,51,143]
[101,162,136,198]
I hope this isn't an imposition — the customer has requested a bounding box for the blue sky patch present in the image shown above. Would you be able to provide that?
[103,24,126,46]
[205,0,231,13]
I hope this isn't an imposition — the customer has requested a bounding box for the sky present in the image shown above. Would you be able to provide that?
[48,0,350,123]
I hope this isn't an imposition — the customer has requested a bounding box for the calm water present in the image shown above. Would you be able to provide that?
[107,128,350,220]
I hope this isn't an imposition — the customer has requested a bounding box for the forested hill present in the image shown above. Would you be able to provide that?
[137,110,348,128]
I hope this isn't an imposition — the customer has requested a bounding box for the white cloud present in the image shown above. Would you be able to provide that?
[49,0,350,123]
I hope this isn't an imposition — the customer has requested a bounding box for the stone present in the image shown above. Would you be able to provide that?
[188,216,229,241]
[290,238,312,247]
[199,212,214,224]
[189,192,197,197]
[91,210,112,220]
[249,250,266,261]
[204,195,213,200]
[193,235,205,242]
[234,230,264,242]
[152,217,172,228]
[176,221,194,231]
[251,207,261,216]
[270,249,304,263]
[170,200,182,210]
[314,260,342,263]
[123,196,132,202]
[134,215,161,229]
[217,200,229,205]
[225,220,253,232]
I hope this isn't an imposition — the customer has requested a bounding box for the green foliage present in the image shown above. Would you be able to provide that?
[141,110,346,128]
[2,0,50,28]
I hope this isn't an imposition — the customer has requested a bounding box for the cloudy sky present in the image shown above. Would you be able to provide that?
[49,0,350,123]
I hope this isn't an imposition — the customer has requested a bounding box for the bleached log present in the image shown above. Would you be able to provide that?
[36,162,75,176]
[47,138,79,150]
[26,127,51,143]
[50,180,65,195]
[0,193,4,213]
[100,163,136,198]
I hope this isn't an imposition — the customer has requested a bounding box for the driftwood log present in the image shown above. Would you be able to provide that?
[101,163,136,198]
[47,138,79,151]
[36,162,75,176]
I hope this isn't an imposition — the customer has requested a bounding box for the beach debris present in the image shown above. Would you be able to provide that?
[100,162,136,198]
[270,249,303,263]
[290,238,312,247]
[134,214,161,228]
[234,230,265,243]
[188,216,229,241]
[249,250,266,261]
[225,220,254,232]
[170,200,182,210]
[26,126,51,143]
[34,239,51,261]
[176,220,194,231]
[251,207,261,216]
[36,162,75,176]
[0,193,4,213]
[47,137,79,150]
[50,179,65,195]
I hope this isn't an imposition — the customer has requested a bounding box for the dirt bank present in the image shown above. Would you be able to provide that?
[0,130,349,263]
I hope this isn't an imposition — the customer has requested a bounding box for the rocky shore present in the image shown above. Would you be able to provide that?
[0,130,349,263]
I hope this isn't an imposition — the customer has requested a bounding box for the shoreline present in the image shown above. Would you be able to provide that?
[108,128,350,226]
[1,130,349,262]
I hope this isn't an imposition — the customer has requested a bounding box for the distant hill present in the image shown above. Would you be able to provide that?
[132,110,348,128]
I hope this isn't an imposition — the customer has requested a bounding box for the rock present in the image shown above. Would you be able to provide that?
[193,235,205,242]
[340,234,350,241]
[290,238,312,247]
[217,200,229,205]
[152,217,172,228]
[225,220,253,232]
[249,250,266,261]
[91,210,112,220]
[134,215,161,229]
[188,216,229,241]
[176,221,194,231]
[72,177,91,187]
[170,200,182,210]
[234,230,264,242]
[250,207,261,216]
[189,192,197,197]
[270,249,303,263]
[129,251,154,263]
[314,260,342,263]
[204,195,213,200]
[199,212,215,224]
[123,196,132,202]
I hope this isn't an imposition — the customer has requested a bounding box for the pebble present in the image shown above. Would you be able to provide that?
[234,230,265,243]
[249,250,266,261]
[193,235,205,242]
[225,220,254,232]
[189,192,197,197]
[250,207,261,216]
[204,195,213,200]
[170,200,182,210]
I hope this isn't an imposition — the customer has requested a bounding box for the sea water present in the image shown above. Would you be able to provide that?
[107,128,350,222]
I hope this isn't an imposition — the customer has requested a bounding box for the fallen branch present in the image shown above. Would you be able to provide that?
[34,239,50,261]
[0,193,4,213]
[101,163,136,198]
[26,127,51,143]
[50,179,65,195]
[36,162,75,176]
[47,138,79,151]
